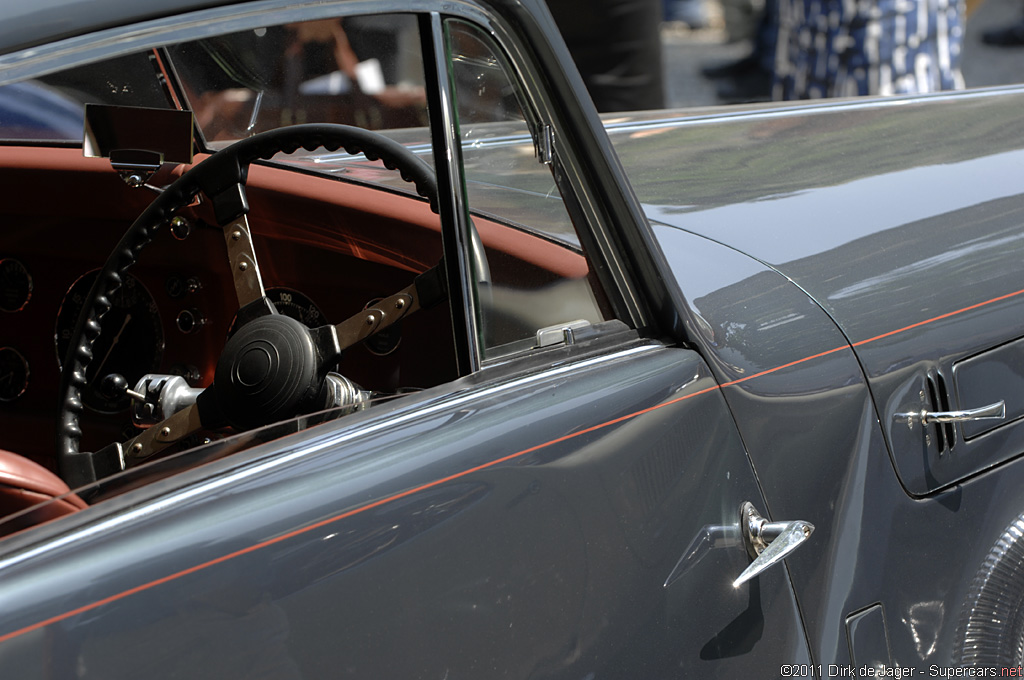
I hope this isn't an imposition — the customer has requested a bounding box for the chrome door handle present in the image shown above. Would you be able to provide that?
[922,400,1005,424]
[897,400,1005,426]
[733,502,814,588]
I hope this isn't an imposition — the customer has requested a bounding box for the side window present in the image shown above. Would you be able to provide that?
[446,20,614,359]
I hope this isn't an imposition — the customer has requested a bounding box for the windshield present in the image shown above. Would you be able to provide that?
[0,53,174,143]
[167,15,427,146]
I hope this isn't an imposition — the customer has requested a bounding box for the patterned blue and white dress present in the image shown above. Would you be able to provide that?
[773,0,965,98]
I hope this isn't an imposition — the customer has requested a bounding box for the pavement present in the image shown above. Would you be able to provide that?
[662,0,1024,108]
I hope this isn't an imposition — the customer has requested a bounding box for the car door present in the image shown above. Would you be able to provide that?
[0,343,808,679]
[0,3,811,677]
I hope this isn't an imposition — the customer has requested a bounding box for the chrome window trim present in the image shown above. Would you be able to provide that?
[0,0,491,85]
[422,11,482,373]
[438,10,648,336]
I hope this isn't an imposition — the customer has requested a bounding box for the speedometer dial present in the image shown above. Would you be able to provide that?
[265,287,326,327]
[55,271,164,413]
[228,287,327,333]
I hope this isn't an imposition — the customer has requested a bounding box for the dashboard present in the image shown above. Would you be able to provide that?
[0,146,458,469]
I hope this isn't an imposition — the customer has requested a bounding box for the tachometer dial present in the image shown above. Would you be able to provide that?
[0,347,29,402]
[0,258,32,313]
[55,271,164,413]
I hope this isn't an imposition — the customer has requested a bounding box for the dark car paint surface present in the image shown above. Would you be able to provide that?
[610,93,1024,665]
[1,0,1023,674]
[0,0,243,56]
[612,92,1024,495]
[0,340,810,677]
[650,225,1024,667]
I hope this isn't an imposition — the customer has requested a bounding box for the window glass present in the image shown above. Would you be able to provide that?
[0,15,428,147]
[446,20,613,359]
[0,54,173,142]
[0,14,435,194]
[167,15,427,146]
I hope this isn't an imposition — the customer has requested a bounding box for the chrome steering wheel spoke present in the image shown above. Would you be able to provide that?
[223,214,267,308]
[121,401,207,463]
[330,285,419,357]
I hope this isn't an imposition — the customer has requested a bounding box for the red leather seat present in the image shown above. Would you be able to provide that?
[0,449,87,536]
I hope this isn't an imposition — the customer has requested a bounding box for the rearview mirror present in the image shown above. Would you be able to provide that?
[84,104,194,186]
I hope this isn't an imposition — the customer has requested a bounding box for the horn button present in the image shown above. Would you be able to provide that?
[214,314,321,430]
[237,345,273,386]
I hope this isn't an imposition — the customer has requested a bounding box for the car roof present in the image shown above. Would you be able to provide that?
[0,0,541,58]
[1,1,232,56]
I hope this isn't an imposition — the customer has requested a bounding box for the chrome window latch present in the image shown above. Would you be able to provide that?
[535,320,591,348]
[534,124,554,165]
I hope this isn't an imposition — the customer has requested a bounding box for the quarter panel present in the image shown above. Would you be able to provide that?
[653,224,1024,668]
[618,91,1024,496]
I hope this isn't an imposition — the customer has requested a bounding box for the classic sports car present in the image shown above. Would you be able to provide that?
[1,0,1023,675]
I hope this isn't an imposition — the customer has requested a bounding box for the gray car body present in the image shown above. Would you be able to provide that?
[1,0,1023,676]
[611,91,1024,668]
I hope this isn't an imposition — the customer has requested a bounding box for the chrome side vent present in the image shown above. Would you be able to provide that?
[926,371,956,454]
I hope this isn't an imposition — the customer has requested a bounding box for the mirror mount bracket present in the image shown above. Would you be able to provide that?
[108,148,164,189]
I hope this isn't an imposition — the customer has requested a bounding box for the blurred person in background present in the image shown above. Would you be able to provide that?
[773,0,965,98]
[980,2,1024,45]
[545,0,666,111]
[664,0,721,30]
[699,0,777,101]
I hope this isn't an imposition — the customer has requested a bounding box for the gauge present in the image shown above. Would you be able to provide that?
[0,347,29,402]
[55,271,164,413]
[229,287,327,334]
[0,258,32,313]
[267,287,326,327]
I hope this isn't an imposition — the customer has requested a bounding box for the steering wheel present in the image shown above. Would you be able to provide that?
[56,124,459,487]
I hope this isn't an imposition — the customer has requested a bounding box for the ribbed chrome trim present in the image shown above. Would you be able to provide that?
[954,514,1024,664]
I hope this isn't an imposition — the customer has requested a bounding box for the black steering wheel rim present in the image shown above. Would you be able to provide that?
[56,123,443,485]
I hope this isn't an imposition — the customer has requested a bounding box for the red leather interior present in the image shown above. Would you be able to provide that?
[0,448,87,536]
